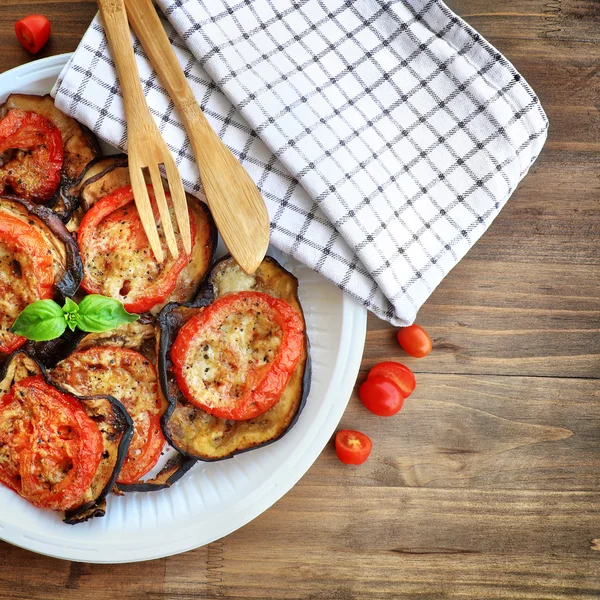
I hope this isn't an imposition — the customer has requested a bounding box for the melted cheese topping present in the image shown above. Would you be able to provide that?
[0,240,40,348]
[0,391,29,487]
[213,268,257,296]
[51,347,161,478]
[182,308,282,411]
[84,203,186,305]
[52,347,160,418]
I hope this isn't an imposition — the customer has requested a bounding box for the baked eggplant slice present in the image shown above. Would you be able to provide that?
[61,155,129,228]
[159,256,311,461]
[0,195,83,356]
[77,179,217,314]
[49,320,169,488]
[0,351,132,524]
[0,94,99,183]
[117,453,198,493]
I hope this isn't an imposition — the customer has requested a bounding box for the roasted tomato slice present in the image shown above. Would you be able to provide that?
[51,347,165,485]
[0,109,63,202]
[78,185,197,313]
[0,386,31,493]
[0,375,103,511]
[171,291,305,421]
[0,212,55,354]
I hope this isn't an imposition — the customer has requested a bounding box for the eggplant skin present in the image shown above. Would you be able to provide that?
[0,351,133,525]
[0,195,83,300]
[61,154,129,227]
[116,454,197,493]
[159,256,311,462]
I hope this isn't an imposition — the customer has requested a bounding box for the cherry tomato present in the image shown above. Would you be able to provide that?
[335,430,372,465]
[396,324,432,358]
[15,15,51,55]
[368,362,416,399]
[359,375,404,417]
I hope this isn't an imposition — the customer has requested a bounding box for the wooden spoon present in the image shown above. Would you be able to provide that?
[125,0,271,274]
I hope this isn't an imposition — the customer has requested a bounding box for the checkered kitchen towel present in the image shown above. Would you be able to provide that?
[52,0,548,325]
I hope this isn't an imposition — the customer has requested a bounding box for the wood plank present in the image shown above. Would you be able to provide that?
[0,1,599,599]
[1,373,599,599]
[0,2,98,72]
[366,258,600,378]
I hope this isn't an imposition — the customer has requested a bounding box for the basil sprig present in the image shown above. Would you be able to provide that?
[11,295,139,341]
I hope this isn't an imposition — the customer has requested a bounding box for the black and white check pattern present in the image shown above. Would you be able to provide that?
[52,0,548,325]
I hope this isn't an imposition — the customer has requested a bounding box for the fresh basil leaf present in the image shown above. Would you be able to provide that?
[62,297,80,332]
[10,299,67,341]
[77,294,139,333]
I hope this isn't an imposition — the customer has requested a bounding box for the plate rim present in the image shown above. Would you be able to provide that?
[0,54,368,563]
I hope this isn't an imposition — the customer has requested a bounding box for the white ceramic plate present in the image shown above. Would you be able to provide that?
[0,55,367,564]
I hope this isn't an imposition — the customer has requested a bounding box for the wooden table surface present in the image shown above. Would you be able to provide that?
[1,1,599,598]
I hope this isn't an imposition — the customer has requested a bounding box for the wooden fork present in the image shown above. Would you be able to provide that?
[125,0,271,274]
[97,0,191,263]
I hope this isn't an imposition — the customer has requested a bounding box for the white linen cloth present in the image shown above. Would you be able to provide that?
[52,0,548,325]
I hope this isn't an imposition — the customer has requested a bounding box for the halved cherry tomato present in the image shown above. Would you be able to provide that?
[0,212,55,354]
[359,375,404,417]
[15,15,51,54]
[0,375,103,511]
[335,429,372,465]
[368,362,416,399]
[396,324,432,358]
[51,347,165,485]
[0,109,63,201]
[78,184,196,313]
[171,291,305,421]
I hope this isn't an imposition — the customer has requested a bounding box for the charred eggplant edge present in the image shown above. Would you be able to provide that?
[58,154,128,218]
[157,255,312,463]
[0,350,133,524]
[116,454,198,493]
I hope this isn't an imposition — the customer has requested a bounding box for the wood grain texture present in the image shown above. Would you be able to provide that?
[0,0,599,598]
[125,0,271,274]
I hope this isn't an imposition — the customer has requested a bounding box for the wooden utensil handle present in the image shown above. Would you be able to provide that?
[97,0,148,121]
[125,0,217,146]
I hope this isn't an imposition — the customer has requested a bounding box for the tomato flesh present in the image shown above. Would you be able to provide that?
[359,375,404,417]
[396,324,432,358]
[0,212,55,354]
[0,109,63,201]
[78,184,196,313]
[15,15,51,54]
[51,346,165,485]
[0,375,103,511]
[171,291,305,421]
[368,362,416,399]
[335,430,372,465]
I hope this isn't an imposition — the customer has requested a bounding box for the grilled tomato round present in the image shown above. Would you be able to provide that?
[171,291,305,421]
[0,211,55,354]
[51,346,164,485]
[0,109,63,201]
[0,375,103,511]
[78,184,198,313]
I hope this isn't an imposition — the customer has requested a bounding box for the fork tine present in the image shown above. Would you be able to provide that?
[163,154,192,254]
[129,163,164,263]
[148,163,179,259]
